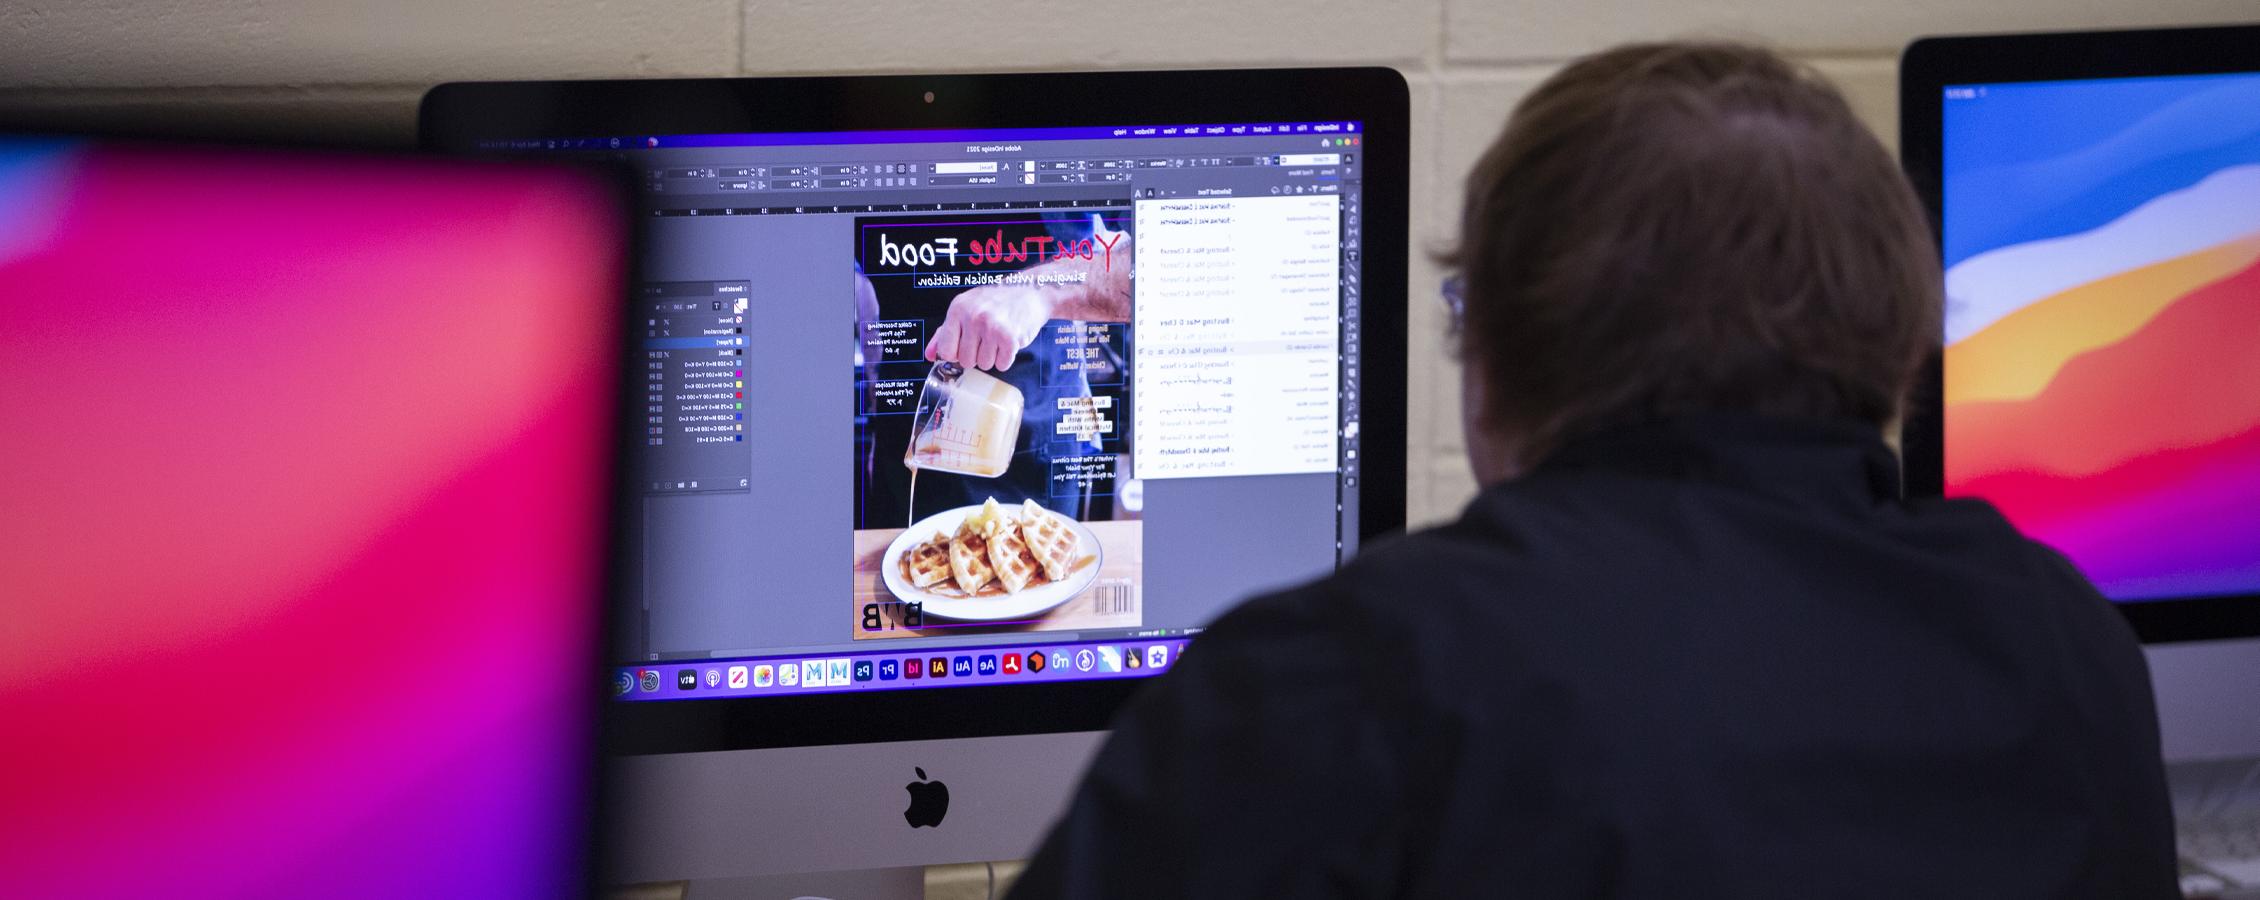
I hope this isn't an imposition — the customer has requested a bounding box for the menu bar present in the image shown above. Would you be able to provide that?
[483,121,1364,152]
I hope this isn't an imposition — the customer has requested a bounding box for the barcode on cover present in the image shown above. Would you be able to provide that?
[1093,582,1136,615]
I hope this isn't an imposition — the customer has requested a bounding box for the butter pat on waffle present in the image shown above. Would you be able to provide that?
[1018,499,1076,582]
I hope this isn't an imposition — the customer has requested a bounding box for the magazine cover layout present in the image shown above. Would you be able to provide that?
[851,210,1142,639]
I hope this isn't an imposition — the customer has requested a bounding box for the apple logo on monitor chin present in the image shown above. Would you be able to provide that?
[903,767,950,828]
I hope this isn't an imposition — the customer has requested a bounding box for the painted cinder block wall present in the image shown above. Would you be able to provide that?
[2,0,2249,526]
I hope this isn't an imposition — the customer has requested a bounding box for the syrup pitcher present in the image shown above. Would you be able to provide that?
[903,362,1025,525]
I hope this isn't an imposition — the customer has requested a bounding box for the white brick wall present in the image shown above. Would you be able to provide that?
[741,1,1440,72]
[1,0,2249,525]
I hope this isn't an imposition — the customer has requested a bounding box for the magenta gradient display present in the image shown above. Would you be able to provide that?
[0,142,624,899]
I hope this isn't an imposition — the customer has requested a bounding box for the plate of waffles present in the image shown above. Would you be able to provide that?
[881,497,1103,622]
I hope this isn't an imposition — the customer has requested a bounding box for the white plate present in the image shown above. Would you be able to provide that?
[880,504,1103,622]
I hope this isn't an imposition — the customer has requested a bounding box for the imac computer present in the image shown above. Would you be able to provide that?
[1901,25,2260,766]
[421,68,1409,889]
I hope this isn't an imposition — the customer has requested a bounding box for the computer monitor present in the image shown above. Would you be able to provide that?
[0,137,628,897]
[1902,23,2260,762]
[421,68,1410,887]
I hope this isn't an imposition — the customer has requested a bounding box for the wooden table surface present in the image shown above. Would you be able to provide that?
[851,520,1143,640]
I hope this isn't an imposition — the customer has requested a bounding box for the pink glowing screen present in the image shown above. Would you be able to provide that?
[0,140,624,899]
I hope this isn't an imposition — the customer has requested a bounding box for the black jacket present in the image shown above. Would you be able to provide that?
[1013,415,2177,898]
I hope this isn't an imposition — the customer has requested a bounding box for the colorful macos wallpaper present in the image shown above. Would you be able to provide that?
[1942,72,2260,602]
[0,141,623,898]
